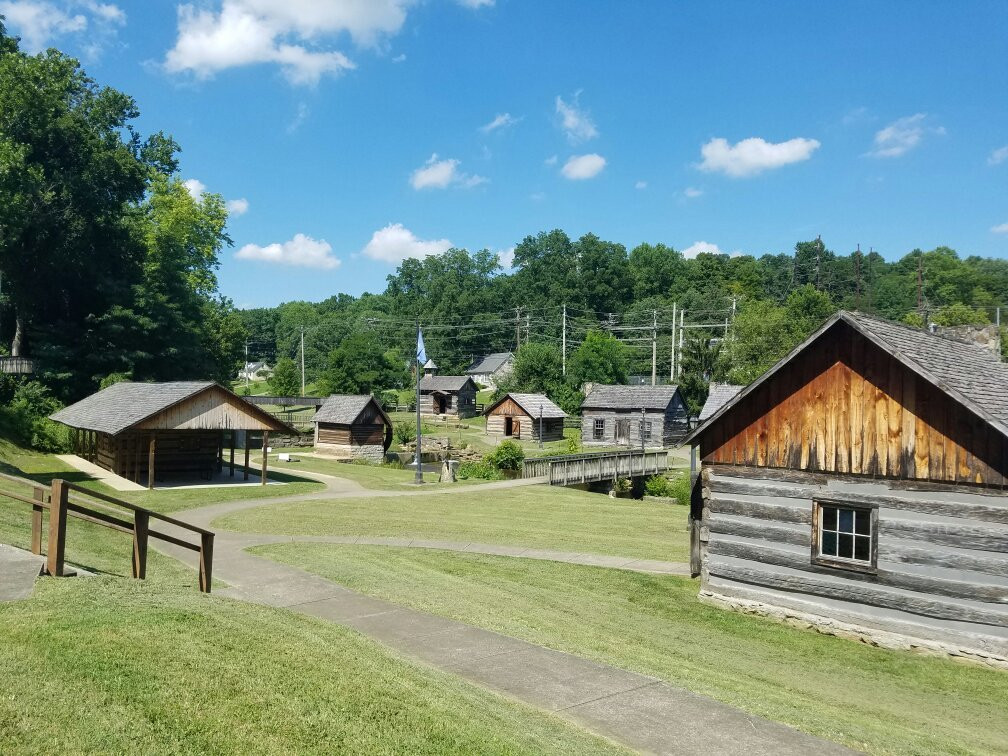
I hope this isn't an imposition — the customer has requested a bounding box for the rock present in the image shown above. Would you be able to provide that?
[439,459,459,483]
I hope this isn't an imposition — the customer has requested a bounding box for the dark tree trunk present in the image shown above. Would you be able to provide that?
[11,309,24,357]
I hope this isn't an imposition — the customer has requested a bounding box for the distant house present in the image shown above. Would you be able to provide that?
[580,385,688,448]
[312,395,392,463]
[686,311,1008,665]
[466,352,514,388]
[698,383,744,423]
[485,392,566,442]
[419,368,479,417]
[50,381,294,488]
[237,361,271,381]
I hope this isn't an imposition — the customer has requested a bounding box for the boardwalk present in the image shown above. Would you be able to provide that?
[523,450,673,486]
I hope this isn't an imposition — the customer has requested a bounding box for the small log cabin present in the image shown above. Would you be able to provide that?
[581,385,688,448]
[50,381,294,488]
[687,311,1008,666]
[419,374,479,418]
[485,393,566,442]
[312,394,393,462]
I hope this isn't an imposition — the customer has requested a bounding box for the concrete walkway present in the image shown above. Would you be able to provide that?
[147,477,856,755]
[0,544,44,601]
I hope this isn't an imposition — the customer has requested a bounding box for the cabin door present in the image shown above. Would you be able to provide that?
[615,419,631,446]
[504,416,513,436]
[434,394,446,414]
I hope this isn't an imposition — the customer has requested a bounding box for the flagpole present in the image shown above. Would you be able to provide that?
[415,319,423,484]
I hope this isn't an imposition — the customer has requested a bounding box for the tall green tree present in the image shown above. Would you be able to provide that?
[567,331,629,388]
[269,357,301,396]
[319,332,404,396]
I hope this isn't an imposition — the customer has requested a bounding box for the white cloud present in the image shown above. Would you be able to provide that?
[684,186,703,198]
[392,52,406,63]
[163,0,415,85]
[183,178,207,199]
[555,92,598,142]
[410,154,487,190]
[681,241,742,259]
[227,198,249,216]
[988,145,1008,166]
[634,180,647,190]
[236,233,340,268]
[456,0,494,7]
[0,0,124,54]
[287,101,310,133]
[497,246,515,269]
[868,114,943,158]
[361,223,453,263]
[544,155,558,166]
[699,136,820,178]
[992,222,1008,234]
[561,153,606,180]
[480,112,519,133]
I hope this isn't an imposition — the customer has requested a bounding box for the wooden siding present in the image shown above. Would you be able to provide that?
[486,403,564,441]
[317,423,385,446]
[78,430,222,482]
[702,322,1008,488]
[135,386,279,432]
[701,466,1008,658]
[419,385,478,417]
[581,400,687,448]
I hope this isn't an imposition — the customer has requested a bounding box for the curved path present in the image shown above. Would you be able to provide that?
[150,471,855,756]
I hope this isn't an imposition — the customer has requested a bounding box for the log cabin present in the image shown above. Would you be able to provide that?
[50,381,295,488]
[581,385,688,448]
[419,373,479,418]
[686,311,1008,666]
[312,394,392,462]
[485,393,566,442]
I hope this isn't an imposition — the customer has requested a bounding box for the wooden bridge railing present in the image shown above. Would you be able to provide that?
[523,449,671,486]
[0,471,214,592]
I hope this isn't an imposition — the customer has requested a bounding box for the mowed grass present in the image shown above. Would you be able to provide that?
[269,451,482,489]
[0,578,626,755]
[217,485,690,562]
[255,544,1008,756]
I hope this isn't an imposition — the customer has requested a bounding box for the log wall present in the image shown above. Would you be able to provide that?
[486,399,565,441]
[581,403,687,448]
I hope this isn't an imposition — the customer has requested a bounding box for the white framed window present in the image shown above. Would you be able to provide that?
[593,418,605,440]
[812,500,877,573]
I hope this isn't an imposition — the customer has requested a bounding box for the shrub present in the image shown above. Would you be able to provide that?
[393,421,416,446]
[486,439,524,470]
[565,433,579,454]
[379,389,399,410]
[0,380,68,452]
[644,474,672,498]
[99,372,131,389]
[457,460,503,480]
[669,471,692,506]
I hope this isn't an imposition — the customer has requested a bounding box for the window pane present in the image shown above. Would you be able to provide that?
[838,508,854,533]
[822,506,837,531]
[855,510,871,535]
[838,533,853,558]
[854,536,871,562]
[821,531,837,556]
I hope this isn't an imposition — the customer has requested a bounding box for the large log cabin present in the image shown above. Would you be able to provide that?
[686,311,1008,666]
[51,381,294,488]
[581,385,688,448]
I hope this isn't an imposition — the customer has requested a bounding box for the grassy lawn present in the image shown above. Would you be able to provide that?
[217,486,690,562]
[0,578,626,755]
[254,544,1008,756]
[267,450,482,489]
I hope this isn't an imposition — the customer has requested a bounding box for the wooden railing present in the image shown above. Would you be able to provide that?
[0,471,214,592]
[523,449,671,486]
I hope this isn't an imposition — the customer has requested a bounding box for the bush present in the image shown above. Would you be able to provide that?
[565,432,579,454]
[379,389,399,410]
[99,372,131,389]
[457,460,503,480]
[644,474,672,498]
[486,439,524,470]
[669,471,691,506]
[393,421,416,446]
[0,380,68,452]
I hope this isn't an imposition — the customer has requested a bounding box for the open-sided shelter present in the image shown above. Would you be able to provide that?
[485,392,566,442]
[686,311,1008,665]
[580,385,688,448]
[51,381,295,488]
[312,394,392,462]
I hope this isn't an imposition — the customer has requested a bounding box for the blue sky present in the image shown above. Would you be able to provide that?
[2,0,1007,307]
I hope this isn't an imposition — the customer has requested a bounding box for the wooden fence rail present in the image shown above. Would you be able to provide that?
[0,471,214,592]
[523,449,671,486]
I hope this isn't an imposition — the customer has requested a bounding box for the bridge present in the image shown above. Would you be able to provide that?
[522,449,672,486]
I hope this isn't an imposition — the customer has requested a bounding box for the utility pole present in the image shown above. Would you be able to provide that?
[650,309,657,386]
[676,308,685,380]
[515,307,521,351]
[244,341,249,393]
[854,245,862,311]
[300,328,305,396]
[525,311,530,345]
[561,304,567,376]
[917,251,923,310]
[669,302,677,381]
[539,405,543,450]
[640,406,646,453]
[415,320,423,485]
[867,248,874,313]
[815,235,822,291]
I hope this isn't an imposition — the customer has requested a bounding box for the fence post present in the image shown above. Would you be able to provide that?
[31,486,45,555]
[46,479,68,577]
[199,532,214,593]
[132,510,149,580]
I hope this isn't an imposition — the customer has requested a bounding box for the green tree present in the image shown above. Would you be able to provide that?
[933,302,989,326]
[319,332,402,396]
[567,331,629,388]
[269,357,301,396]
[678,335,727,416]
[497,342,563,396]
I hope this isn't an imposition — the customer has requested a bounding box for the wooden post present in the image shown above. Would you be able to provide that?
[244,439,250,481]
[229,431,235,477]
[30,486,44,555]
[199,532,214,593]
[148,434,156,490]
[261,431,269,486]
[46,479,68,577]
[132,510,149,579]
[217,430,224,473]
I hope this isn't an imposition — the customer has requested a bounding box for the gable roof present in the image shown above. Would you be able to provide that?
[486,392,566,419]
[467,352,514,374]
[423,359,438,370]
[420,375,476,392]
[686,310,1008,445]
[312,394,390,426]
[699,383,744,422]
[50,381,295,435]
[581,384,682,411]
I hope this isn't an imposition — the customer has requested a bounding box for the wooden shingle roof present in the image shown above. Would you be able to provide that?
[420,375,476,392]
[487,392,566,419]
[312,395,390,426]
[467,352,513,374]
[581,384,682,411]
[699,383,744,422]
